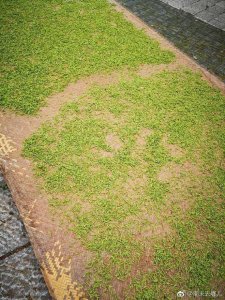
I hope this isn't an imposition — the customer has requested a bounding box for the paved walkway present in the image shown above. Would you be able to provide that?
[117,0,225,81]
[161,0,225,30]
[0,174,51,300]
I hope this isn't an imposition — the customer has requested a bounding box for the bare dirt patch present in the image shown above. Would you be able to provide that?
[158,161,201,183]
[122,128,153,200]
[111,251,156,300]
[137,58,183,78]
[92,147,114,158]
[106,133,123,151]
[137,212,172,239]
[123,170,148,200]
[162,135,184,158]
[93,110,119,124]
[135,128,153,148]
[132,128,153,161]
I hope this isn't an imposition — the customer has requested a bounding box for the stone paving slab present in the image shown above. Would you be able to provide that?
[0,182,29,257]
[217,0,225,7]
[0,247,50,300]
[0,174,51,300]
[160,0,225,30]
[196,8,222,22]
[183,0,213,14]
[117,0,225,81]
[209,12,225,27]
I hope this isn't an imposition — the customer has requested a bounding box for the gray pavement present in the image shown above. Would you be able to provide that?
[160,0,225,30]
[0,174,51,300]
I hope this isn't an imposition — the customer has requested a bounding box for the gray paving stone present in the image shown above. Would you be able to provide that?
[207,3,225,13]
[0,186,29,257]
[195,5,225,21]
[183,1,210,14]
[209,13,225,27]
[0,174,51,299]
[216,0,225,8]
[196,10,218,21]
[162,0,225,30]
[181,0,201,6]
[214,11,225,20]
[0,247,51,300]
[160,0,184,9]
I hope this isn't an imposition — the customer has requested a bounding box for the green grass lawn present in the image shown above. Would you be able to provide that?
[0,0,173,114]
[24,69,225,299]
[1,0,224,298]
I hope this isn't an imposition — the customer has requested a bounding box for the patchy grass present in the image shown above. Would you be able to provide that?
[23,69,225,299]
[0,0,174,114]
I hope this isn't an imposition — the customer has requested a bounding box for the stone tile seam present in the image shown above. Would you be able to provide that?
[183,3,218,15]
[160,0,225,31]
[196,7,225,21]
[0,241,31,261]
